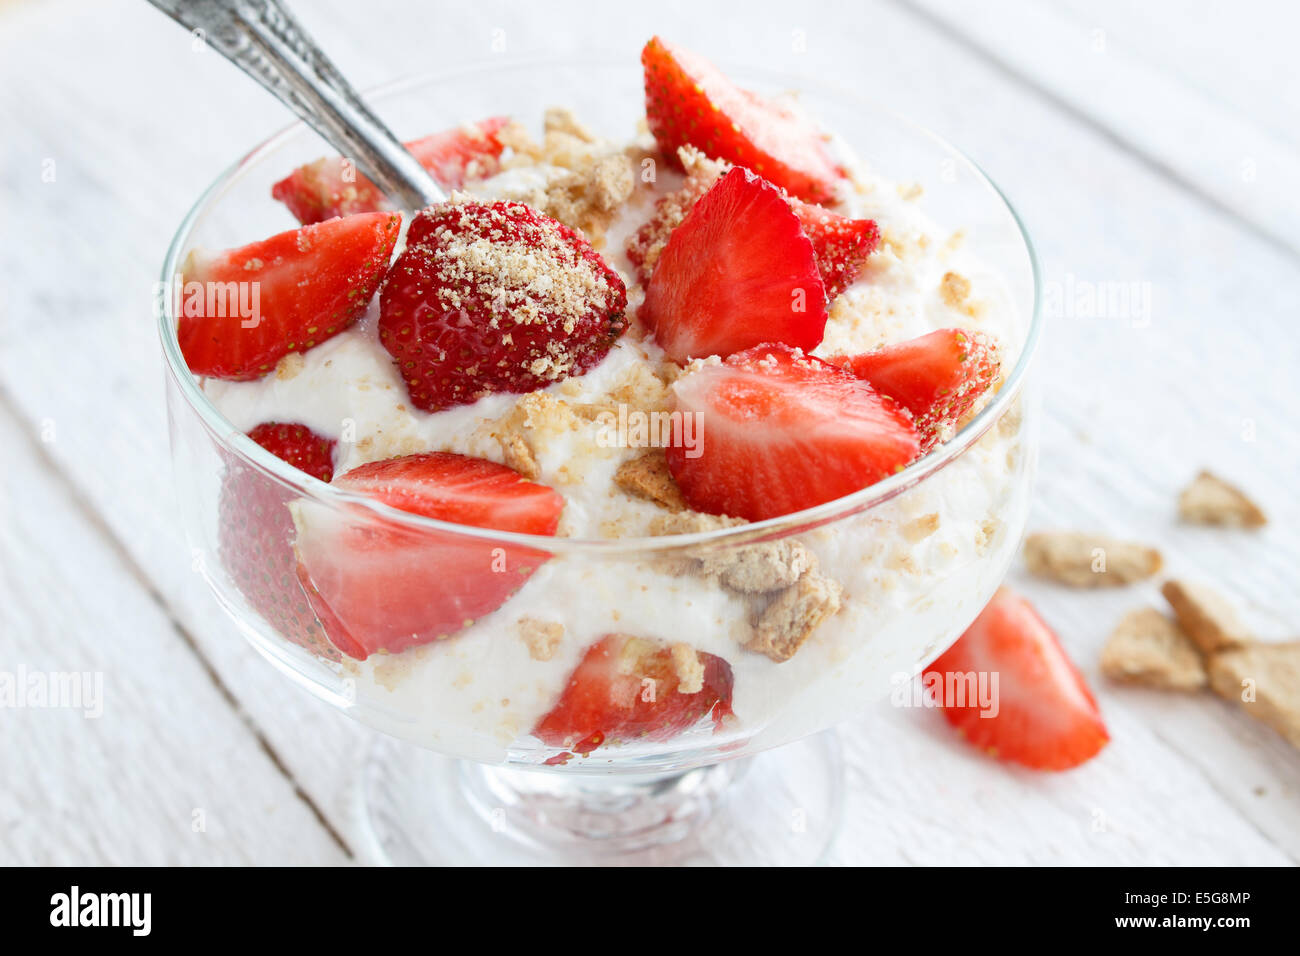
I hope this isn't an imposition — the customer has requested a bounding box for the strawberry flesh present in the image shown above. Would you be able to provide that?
[641,167,827,362]
[271,118,510,224]
[295,452,565,660]
[177,211,400,381]
[642,37,845,203]
[924,588,1109,771]
[833,328,1000,452]
[218,424,340,661]
[379,200,627,412]
[629,153,878,300]
[666,344,921,520]
[533,634,734,757]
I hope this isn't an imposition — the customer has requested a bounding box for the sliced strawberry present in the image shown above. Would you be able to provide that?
[628,155,878,300]
[219,424,340,661]
[247,422,336,482]
[642,37,845,204]
[924,588,1109,771]
[295,452,565,660]
[666,344,920,520]
[641,167,827,363]
[787,196,880,300]
[533,634,734,757]
[177,211,400,381]
[833,328,1000,452]
[378,199,627,412]
[271,117,510,224]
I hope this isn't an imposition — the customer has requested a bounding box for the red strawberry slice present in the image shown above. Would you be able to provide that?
[666,344,920,521]
[271,117,510,224]
[788,197,880,300]
[629,157,878,300]
[642,37,846,203]
[295,452,565,660]
[641,167,827,363]
[177,211,400,381]
[923,588,1109,771]
[833,328,1000,452]
[379,199,627,412]
[533,634,734,757]
[247,422,336,482]
[219,424,340,661]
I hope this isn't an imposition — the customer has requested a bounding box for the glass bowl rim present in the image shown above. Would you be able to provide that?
[157,54,1042,556]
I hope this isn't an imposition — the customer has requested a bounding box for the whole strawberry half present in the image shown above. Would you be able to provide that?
[379,200,628,412]
[295,451,565,660]
[833,328,1000,452]
[178,211,400,381]
[272,117,510,224]
[628,155,878,300]
[533,634,734,758]
[219,423,340,661]
[666,344,921,521]
[641,167,827,363]
[924,588,1109,771]
[642,36,846,203]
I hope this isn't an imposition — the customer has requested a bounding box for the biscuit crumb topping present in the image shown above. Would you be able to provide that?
[748,570,844,662]
[614,451,686,512]
[1024,532,1162,588]
[518,617,564,661]
[1178,470,1267,528]
[671,642,705,694]
[939,271,980,318]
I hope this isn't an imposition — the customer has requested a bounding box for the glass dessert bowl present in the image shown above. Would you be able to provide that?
[158,51,1040,865]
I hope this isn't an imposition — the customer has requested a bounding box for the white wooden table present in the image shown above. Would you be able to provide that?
[1,0,1296,865]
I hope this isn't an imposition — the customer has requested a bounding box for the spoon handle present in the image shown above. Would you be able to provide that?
[148,0,445,210]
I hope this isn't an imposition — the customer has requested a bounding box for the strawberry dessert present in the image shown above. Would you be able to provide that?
[176,38,1032,762]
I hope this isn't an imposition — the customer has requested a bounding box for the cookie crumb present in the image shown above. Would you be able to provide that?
[747,570,844,662]
[1207,641,1300,749]
[702,539,816,594]
[518,617,564,662]
[543,106,597,143]
[1178,470,1267,528]
[613,451,686,512]
[939,271,979,317]
[902,513,941,543]
[497,431,540,480]
[275,352,305,380]
[671,642,705,694]
[1100,607,1207,691]
[1161,579,1253,653]
[1024,531,1162,587]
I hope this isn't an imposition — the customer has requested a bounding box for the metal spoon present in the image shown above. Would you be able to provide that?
[147,0,446,210]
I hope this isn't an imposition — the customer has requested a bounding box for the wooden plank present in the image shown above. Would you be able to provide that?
[0,405,349,865]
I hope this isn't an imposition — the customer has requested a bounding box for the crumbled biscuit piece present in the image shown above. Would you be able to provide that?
[614,451,686,512]
[1178,470,1267,528]
[539,154,634,246]
[1161,579,1253,653]
[747,570,843,662]
[1023,532,1162,588]
[497,431,540,481]
[701,539,816,594]
[902,513,941,543]
[543,107,597,143]
[975,517,1000,554]
[648,510,745,576]
[496,120,543,162]
[518,617,564,662]
[671,642,705,694]
[275,352,305,380]
[939,271,980,318]
[1100,607,1207,691]
[1207,641,1300,749]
